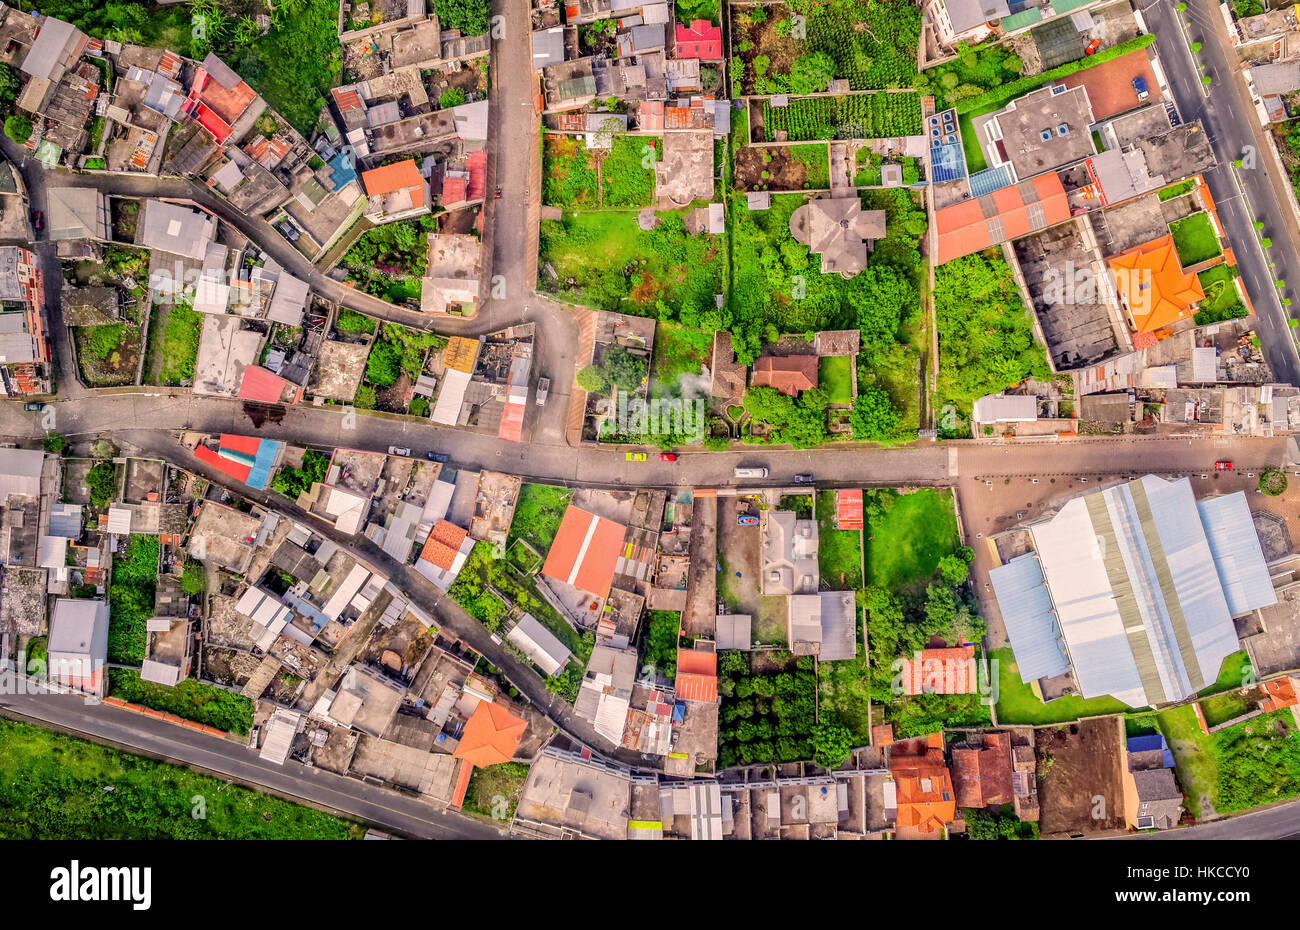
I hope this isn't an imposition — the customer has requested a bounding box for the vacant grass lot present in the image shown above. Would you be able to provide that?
[156,303,202,384]
[0,719,363,839]
[508,484,573,555]
[1170,212,1222,267]
[819,355,853,404]
[865,488,958,591]
[815,490,862,590]
[461,761,530,822]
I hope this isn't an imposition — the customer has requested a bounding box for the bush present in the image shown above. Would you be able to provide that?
[1260,470,1288,496]
[4,113,31,143]
[42,433,66,454]
[438,87,466,109]
[576,364,610,394]
[180,561,206,596]
[85,462,117,509]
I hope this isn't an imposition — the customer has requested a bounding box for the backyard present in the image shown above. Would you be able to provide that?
[107,534,159,666]
[733,143,830,192]
[74,323,142,387]
[864,488,958,592]
[756,93,922,142]
[819,355,853,404]
[507,483,573,555]
[815,489,862,590]
[1195,264,1247,325]
[1170,212,1222,267]
[151,300,202,385]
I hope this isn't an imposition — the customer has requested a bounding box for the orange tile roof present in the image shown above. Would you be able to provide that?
[454,700,527,767]
[899,645,976,696]
[361,159,425,208]
[1261,678,1298,713]
[935,173,1071,264]
[951,732,1013,809]
[540,506,626,599]
[419,519,468,571]
[1108,235,1205,333]
[675,647,718,702]
[889,736,956,833]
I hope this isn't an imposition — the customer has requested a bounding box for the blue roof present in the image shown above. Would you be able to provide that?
[245,438,282,491]
[328,151,357,189]
[1126,733,1174,769]
[930,141,966,183]
[969,164,1016,198]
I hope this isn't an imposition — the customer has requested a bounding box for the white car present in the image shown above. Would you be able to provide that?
[536,377,550,406]
[388,446,411,456]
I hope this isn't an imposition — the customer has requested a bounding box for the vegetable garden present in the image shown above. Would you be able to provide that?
[758,93,921,142]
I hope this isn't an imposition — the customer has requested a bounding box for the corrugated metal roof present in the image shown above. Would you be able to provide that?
[989,554,1070,681]
[1198,493,1278,617]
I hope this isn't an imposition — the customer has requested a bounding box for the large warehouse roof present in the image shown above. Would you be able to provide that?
[999,476,1271,709]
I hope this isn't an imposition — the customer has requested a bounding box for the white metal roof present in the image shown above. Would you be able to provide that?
[1198,492,1278,617]
[989,553,1070,682]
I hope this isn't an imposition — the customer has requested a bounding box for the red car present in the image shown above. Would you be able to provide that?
[659,453,677,462]
[1083,38,1101,55]
[1214,460,1233,471]
[30,210,42,232]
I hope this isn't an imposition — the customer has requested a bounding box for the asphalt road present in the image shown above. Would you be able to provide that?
[1143,0,1300,385]
[0,681,504,840]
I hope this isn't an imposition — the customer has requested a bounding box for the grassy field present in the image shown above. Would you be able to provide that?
[865,488,958,591]
[461,762,530,822]
[0,718,363,839]
[1155,703,1215,820]
[543,134,599,208]
[155,303,202,384]
[816,489,862,590]
[107,668,254,735]
[992,648,1137,725]
[1170,212,1222,267]
[788,143,830,189]
[538,209,726,312]
[819,355,853,404]
[1199,651,1252,696]
[507,484,573,555]
[600,135,658,207]
[818,653,874,745]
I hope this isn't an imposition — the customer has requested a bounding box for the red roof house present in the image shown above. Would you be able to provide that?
[950,731,1014,809]
[751,355,818,396]
[675,647,718,703]
[899,645,977,696]
[835,489,863,530]
[451,700,527,807]
[541,506,626,599]
[674,20,723,59]
[934,173,1071,264]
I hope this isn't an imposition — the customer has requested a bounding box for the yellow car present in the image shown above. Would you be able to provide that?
[625,452,647,462]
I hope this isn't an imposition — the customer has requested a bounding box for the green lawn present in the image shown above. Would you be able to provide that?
[507,484,573,555]
[1170,212,1222,267]
[958,104,995,173]
[538,209,726,313]
[156,303,201,384]
[600,135,657,207]
[992,647,1138,725]
[1200,690,1253,729]
[649,322,711,397]
[865,488,959,590]
[819,654,874,745]
[816,489,862,590]
[0,718,363,839]
[819,355,853,404]
[461,762,530,822]
[1198,651,1252,696]
[1157,179,1195,202]
[107,668,254,735]
[1155,703,1216,820]
[1195,265,1247,325]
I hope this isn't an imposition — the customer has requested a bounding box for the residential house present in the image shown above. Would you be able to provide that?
[673,20,722,60]
[751,354,817,397]
[889,733,957,838]
[760,509,818,597]
[360,158,429,223]
[47,598,110,696]
[788,196,887,277]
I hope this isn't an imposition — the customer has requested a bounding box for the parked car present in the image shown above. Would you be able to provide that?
[1084,38,1101,55]
[23,402,43,412]
[30,210,42,231]
[737,514,759,526]
[733,466,768,478]
[535,376,550,406]
[625,452,647,462]
[659,452,677,462]
[388,446,411,456]
[792,473,814,484]
[1132,75,1149,100]
[1214,460,1233,471]
[426,451,448,463]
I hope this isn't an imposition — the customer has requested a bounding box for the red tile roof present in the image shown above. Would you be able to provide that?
[361,159,425,208]
[951,732,1013,809]
[466,150,487,201]
[899,646,976,696]
[935,173,1071,264]
[674,20,722,59]
[751,355,818,396]
[442,175,468,206]
[836,489,863,530]
[541,506,626,599]
[454,700,527,767]
[419,519,469,571]
[889,734,956,834]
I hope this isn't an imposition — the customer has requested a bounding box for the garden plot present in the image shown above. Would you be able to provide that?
[733,143,829,192]
[542,133,656,209]
[752,93,923,143]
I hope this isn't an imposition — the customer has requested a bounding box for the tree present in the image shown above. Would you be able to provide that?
[4,113,31,143]
[602,346,647,393]
[812,720,854,769]
[845,266,915,346]
[0,63,19,112]
[786,52,835,95]
[643,611,680,679]
[438,88,466,109]
[85,462,117,509]
[938,553,970,586]
[42,433,66,454]
[850,386,901,442]
[433,0,491,35]
[180,561,206,597]
[576,365,609,394]
[364,339,402,387]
